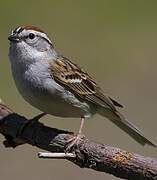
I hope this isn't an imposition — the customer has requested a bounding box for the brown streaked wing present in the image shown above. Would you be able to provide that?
[49,56,121,111]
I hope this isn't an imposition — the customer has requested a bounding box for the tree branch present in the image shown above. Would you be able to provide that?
[0,103,156,180]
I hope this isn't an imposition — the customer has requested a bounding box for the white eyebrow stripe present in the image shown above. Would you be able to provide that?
[13,27,24,34]
[16,27,22,33]
[36,31,53,45]
[26,30,51,41]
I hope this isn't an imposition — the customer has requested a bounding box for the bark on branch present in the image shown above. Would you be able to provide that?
[0,103,156,180]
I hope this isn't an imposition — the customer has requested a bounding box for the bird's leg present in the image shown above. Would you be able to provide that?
[65,117,85,152]
[78,117,85,134]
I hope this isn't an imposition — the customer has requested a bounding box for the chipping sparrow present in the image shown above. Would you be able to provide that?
[8,25,156,147]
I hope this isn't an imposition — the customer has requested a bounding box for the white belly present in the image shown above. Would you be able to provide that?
[11,62,94,118]
[22,84,93,118]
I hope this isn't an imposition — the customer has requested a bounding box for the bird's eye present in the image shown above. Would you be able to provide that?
[28,33,35,39]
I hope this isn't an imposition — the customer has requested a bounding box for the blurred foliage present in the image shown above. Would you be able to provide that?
[0,1,157,180]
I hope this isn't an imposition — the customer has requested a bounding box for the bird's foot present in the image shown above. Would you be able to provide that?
[65,133,85,152]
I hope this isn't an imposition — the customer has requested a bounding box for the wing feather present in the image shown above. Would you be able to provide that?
[49,56,122,110]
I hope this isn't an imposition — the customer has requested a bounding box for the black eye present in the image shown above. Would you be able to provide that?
[28,33,35,39]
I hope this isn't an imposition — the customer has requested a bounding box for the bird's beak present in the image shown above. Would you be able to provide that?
[8,34,20,43]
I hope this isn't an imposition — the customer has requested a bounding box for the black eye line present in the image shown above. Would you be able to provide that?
[21,34,53,47]
[22,36,29,41]
[23,34,38,41]
[41,36,53,47]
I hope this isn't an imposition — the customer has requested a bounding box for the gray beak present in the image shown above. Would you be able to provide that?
[8,34,20,43]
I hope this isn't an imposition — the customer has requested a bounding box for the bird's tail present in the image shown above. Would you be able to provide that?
[99,109,156,147]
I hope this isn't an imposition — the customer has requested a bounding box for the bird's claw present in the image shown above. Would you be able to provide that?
[65,133,85,153]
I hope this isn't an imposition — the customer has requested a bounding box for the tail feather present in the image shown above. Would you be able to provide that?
[99,109,156,147]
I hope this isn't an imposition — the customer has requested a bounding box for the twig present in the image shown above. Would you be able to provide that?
[0,103,157,180]
[38,152,76,159]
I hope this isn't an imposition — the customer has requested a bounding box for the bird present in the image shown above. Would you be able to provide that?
[8,25,156,148]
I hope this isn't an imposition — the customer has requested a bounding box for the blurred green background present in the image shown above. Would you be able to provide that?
[0,0,157,179]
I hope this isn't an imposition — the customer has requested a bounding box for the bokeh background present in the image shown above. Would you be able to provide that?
[0,0,157,179]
